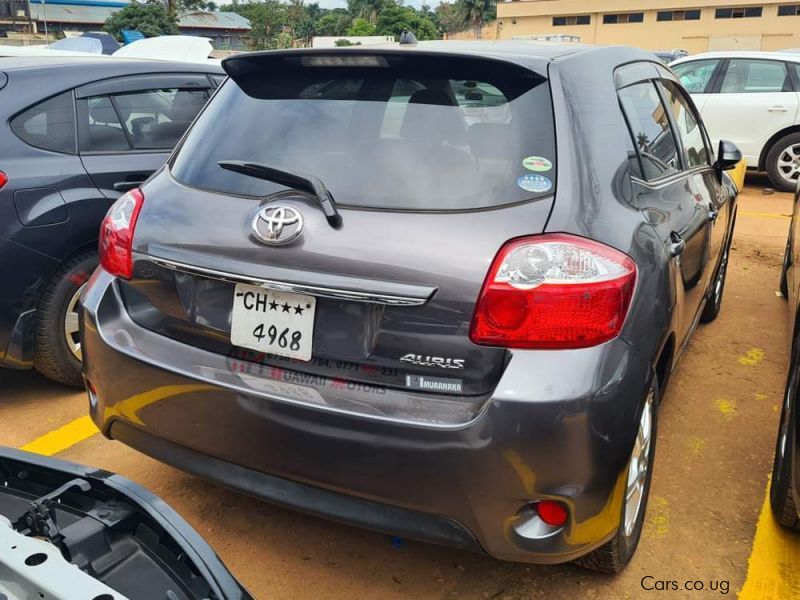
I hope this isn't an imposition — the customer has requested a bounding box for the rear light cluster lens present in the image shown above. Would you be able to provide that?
[0,171,7,190]
[99,188,144,279]
[470,234,636,349]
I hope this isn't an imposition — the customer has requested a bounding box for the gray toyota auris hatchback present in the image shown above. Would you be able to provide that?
[81,43,740,572]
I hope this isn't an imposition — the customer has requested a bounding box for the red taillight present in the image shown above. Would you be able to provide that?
[0,171,7,190]
[470,234,636,349]
[99,188,144,279]
[536,500,569,527]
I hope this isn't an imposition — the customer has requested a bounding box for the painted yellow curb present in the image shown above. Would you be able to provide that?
[738,478,800,599]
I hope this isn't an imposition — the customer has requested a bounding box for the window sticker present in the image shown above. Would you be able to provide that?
[517,174,553,193]
[522,156,553,172]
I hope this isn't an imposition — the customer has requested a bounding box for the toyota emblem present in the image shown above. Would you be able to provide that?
[251,205,303,246]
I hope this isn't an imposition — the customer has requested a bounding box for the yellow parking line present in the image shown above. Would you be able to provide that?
[738,479,800,599]
[739,211,792,220]
[19,415,98,456]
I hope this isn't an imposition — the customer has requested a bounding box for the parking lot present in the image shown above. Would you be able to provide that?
[1,175,798,599]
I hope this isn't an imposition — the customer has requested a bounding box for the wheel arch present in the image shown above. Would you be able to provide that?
[759,125,800,171]
[654,332,675,395]
[38,240,98,298]
[31,241,99,385]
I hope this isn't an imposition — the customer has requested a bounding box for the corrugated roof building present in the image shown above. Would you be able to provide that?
[176,10,250,49]
[27,4,250,50]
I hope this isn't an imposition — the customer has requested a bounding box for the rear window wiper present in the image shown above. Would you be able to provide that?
[219,160,342,228]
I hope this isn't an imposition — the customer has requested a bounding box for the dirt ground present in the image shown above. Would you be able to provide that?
[1,175,797,599]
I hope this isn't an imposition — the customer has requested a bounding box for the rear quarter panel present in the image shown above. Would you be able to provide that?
[544,51,673,376]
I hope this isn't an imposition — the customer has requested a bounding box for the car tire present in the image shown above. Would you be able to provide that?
[576,379,659,573]
[33,252,96,387]
[766,132,800,193]
[781,236,791,299]
[700,237,731,324]
[770,367,800,530]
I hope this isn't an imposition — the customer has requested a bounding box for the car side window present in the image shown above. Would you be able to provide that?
[111,88,208,150]
[659,80,712,168]
[720,59,789,93]
[618,81,681,181]
[671,60,720,94]
[82,96,129,152]
[10,91,76,154]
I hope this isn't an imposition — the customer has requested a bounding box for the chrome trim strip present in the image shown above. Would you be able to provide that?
[145,255,431,306]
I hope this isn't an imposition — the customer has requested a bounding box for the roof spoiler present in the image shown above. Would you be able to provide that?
[222,49,546,101]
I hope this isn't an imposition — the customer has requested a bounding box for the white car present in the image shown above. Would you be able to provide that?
[671,51,800,191]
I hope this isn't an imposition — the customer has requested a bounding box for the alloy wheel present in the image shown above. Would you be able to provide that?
[776,143,800,187]
[624,389,654,537]
[64,284,85,361]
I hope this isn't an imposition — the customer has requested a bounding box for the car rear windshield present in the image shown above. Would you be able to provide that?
[171,53,556,211]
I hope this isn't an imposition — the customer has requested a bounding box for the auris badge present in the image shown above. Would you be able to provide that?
[252,205,303,245]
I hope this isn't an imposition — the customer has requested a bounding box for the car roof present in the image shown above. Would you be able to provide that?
[0,55,222,73]
[416,40,592,61]
[671,50,800,66]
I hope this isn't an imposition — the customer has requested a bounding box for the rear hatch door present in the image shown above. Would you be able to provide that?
[124,50,557,400]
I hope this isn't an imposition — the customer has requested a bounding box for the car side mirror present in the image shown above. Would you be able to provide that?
[715,139,742,174]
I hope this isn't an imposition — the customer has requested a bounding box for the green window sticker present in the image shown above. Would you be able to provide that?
[522,156,553,172]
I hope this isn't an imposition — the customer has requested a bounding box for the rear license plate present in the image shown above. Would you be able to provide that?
[230,283,316,361]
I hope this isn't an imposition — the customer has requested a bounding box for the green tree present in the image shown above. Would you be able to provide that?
[375,2,438,41]
[306,2,323,23]
[435,2,465,35]
[103,1,179,41]
[222,0,287,49]
[286,0,305,37]
[456,0,495,38]
[295,15,317,43]
[315,10,352,36]
[347,0,384,24]
[295,2,322,42]
[346,17,376,36]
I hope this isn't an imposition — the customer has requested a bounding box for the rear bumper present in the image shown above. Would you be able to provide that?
[82,269,654,564]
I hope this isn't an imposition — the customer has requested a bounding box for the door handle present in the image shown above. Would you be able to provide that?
[113,180,145,192]
[708,208,719,223]
[768,105,789,113]
[669,232,686,257]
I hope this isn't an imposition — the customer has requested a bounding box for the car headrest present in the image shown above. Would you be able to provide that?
[400,89,466,143]
[408,89,453,106]
[170,91,204,124]
[89,102,119,125]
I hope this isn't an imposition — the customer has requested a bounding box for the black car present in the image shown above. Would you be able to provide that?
[0,56,223,386]
[82,44,741,571]
[773,184,800,529]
